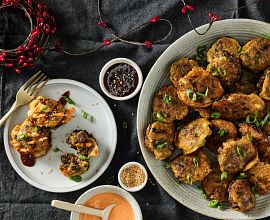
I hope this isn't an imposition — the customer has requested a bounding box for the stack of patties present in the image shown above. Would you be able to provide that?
[10,96,73,164]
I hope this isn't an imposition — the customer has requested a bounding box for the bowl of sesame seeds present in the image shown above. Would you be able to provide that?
[118,161,148,192]
[99,58,143,101]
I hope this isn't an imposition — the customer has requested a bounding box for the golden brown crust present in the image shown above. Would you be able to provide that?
[212,93,265,120]
[240,37,270,72]
[67,130,99,158]
[169,58,199,87]
[145,122,175,160]
[248,162,270,195]
[177,67,224,108]
[10,119,51,158]
[152,85,188,123]
[202,165,234,202]
[27,96,66,128]
[206,119,238,152]
[170,150,211,184]
[228,179,255,212]
[259,69,270,100]
[175,118,212,154]
[207,37,241,63]
[217,136,257,174]
[59,153,89,177]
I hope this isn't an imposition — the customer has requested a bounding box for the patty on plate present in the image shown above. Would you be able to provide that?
[10,119,51,158]
[152,85,188,123]
[240,37,270,72]
[207,37,241,63]
[67,130,99,158]
[175,118,212,154]
[177,67,224,108]
[169,58,199,87]
[206,119,238,152]
[228,179,256,212]
[145,121,175,160]
[27,96,66,128]
[212,93,265,120]
[170,149,211,184]
[217,136,257,174]
[59,153,89,177]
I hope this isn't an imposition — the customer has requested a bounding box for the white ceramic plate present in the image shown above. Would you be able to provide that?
[70,185,143,220]
[4,79,117,193]
[137,19,270,219]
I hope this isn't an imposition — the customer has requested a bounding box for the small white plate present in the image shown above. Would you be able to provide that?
[70,185,143,220]
[3,79,117,193]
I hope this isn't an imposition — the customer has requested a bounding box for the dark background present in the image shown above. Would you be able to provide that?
[0,0,270,219]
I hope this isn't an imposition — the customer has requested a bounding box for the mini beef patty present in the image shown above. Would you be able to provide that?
[27,96,66,128]
[175,118,212,155]
[202,165,234,202]
[169,58,199,87]
[240,37,270,72]
[228,179,255,212]
[10,119,51,158]
[59,153,89,177]
[212,93,265,120]
[217,136,257,174]
[248,162,270,195]
[177,67,224,108]
[145,122,175,160]
[152,85,188,123]
[170,150,211,184]
[67,130,99,158]
[206,119,237,152]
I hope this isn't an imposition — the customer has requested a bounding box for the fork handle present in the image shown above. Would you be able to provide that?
[0,102,18,129]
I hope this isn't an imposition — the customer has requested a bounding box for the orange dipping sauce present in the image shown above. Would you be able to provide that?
[79,193,135,220]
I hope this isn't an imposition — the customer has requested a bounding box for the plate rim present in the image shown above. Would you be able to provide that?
[137,18,270,219]
[3,78,117,193]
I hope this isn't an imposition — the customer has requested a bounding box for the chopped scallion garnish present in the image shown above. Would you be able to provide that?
[220,171,228,181]
[63,96,75,105]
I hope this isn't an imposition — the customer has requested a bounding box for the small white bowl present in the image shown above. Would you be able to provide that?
[70,185,143,220]
[118,162,148,192]
[99,58,143,101]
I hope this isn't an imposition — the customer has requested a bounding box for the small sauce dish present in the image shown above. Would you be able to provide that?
[118,162,148,192]
[99,58,143,101]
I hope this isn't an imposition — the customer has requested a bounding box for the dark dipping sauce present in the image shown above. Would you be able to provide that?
[20,153,36,167]
[104,63,138,97]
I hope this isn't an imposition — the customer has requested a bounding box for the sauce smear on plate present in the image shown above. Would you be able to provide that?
[79,193,134,220]
[20,153,36,167]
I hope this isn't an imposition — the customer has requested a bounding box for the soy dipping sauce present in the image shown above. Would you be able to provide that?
[20,153,36,167]
[104,63,138,97]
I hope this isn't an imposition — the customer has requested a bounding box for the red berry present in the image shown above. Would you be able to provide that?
[214,15,219,22]
[0,57,5,62]
[35,47,41,54]
[18,59,24,64]
[27,0,32,5]
[24,47,29,51]
[16,50,23,55]
[208,12,214,20]
[1,52,7,57]
[181,5,187,13]
[144,40,152,49]
[32,45,38,49]
[23,63,28,67]
[27,57,33,63]
[43,12,47,18]
[7,63,14,67]
[150,16,159,23]
[15,68,22,74]
[19,55,25,59]
[97,21,107,27]
[103,39,111,46]
[38,3,42,10]
[186,5,194,11]
[51,16,55,22]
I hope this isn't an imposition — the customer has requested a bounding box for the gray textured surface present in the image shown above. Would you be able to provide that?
[0,0,269,220]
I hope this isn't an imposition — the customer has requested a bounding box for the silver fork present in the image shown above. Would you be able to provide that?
[0,71,48,128]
